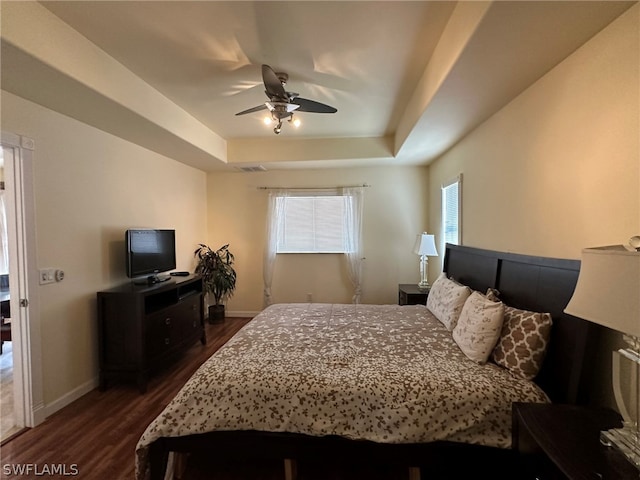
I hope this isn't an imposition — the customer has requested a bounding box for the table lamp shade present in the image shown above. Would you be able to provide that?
[414,233,438,256]
[564,245,640,338]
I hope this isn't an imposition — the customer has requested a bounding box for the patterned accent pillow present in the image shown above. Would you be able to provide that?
[491,306,553,380]
[452,291,505,364]
[426,272,471,330]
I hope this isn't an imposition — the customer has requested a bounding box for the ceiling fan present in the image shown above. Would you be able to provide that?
[235,64,337,134]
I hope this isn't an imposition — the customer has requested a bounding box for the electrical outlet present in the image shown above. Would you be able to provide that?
[39,268,56,285]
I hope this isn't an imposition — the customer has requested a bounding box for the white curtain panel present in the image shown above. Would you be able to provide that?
[342,187,364,303]
[263,190,287,306]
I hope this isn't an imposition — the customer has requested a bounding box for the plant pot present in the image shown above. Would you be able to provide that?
[208,304,225,324]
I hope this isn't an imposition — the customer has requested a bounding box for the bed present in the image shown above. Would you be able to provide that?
[136,244,594,480]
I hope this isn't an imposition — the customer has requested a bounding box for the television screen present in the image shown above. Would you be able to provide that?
[125,229,176,280]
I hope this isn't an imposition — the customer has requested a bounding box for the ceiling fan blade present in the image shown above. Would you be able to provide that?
[292,97,337,114]
[262,64,287,100]
[235,104,268,116]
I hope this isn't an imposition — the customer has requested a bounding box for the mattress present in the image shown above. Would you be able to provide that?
[136,303,548,478]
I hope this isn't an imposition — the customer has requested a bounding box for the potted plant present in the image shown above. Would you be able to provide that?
[194,243,237,323]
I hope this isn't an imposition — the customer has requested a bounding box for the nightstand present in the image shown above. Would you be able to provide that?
[512,402,637,479]
[398,284,429,305]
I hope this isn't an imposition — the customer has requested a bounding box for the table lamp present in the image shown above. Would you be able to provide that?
[564,243,640,469]
[413,233,438,289]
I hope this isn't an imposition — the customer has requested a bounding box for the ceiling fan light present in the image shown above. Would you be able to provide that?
[263,117,273,125]
[290,117,301,128]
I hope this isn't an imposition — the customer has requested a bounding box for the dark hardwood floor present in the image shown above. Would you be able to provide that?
[0,318,411,480]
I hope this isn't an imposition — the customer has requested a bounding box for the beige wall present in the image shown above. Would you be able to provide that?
[428,5,639,407]
[1,91,207,410]
[206,166,429,314]
[428,4,639,265]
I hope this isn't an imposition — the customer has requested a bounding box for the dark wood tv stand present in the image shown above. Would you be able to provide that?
[97,275,205,393]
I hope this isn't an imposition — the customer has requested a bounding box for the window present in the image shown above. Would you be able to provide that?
[442,174,462,247]
[276,195,347,253]
[264,187,364,305]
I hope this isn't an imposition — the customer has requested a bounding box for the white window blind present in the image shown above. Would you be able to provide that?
[442,174,462,246]
[277,196,347,253]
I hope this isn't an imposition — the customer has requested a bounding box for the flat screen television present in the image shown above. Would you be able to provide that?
[125,229,176,284]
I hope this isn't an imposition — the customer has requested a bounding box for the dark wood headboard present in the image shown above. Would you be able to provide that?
[443,243,593,404]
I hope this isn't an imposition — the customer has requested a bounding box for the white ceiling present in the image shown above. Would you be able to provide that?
[0,1,635,171]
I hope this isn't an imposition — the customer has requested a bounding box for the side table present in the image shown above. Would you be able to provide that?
[512,402,637,479]
[398,284,429,305]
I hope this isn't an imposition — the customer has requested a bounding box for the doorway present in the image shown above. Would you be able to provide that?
[0,132,41,441]
[0,149,18,440]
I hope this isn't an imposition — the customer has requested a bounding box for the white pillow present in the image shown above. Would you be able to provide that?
[426,273,471,330]
[453,291,505,364]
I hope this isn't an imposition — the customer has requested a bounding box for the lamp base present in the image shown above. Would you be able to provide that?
[600,425,640,469]
[417,255,430,290]
[606,334,640,470]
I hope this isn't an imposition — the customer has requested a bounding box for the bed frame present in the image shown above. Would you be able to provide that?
[147,244,594,479]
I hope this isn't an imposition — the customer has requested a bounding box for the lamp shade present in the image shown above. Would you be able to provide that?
[413,233,438,256]
[564,245,640,337]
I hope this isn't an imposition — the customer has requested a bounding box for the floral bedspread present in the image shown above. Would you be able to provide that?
[135,303,548,479]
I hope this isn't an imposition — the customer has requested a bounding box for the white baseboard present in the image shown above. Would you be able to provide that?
[43,377,99,419]
[31,400,47,427]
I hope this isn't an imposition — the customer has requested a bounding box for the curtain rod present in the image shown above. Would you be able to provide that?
[257,183,370,190]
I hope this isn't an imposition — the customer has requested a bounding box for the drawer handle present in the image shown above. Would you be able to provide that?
[165,318,171,325]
